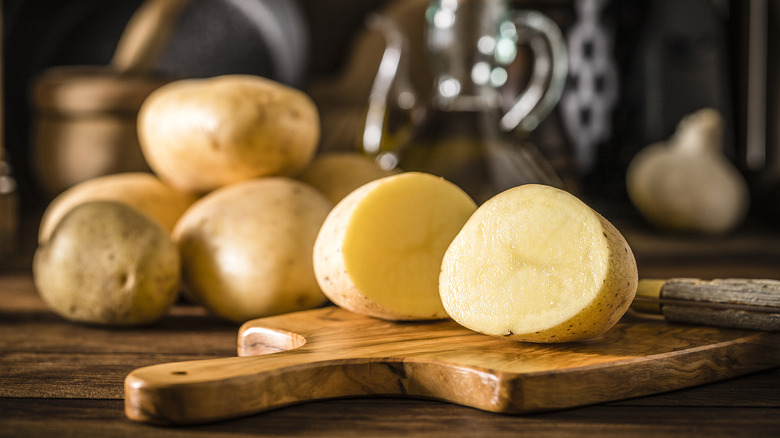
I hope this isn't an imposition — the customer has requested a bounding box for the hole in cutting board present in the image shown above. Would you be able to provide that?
[238,326,307,357]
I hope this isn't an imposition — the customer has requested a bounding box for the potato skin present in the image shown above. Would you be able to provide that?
[33,201,181,326]
[313,178,396,318]
[138,75,320,193]
[173,177,332,323]
[38,172,197,244]
[513,209,638,343]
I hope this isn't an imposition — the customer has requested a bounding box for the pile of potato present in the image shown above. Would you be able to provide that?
[33,75,394,325]
[34,74,639,343]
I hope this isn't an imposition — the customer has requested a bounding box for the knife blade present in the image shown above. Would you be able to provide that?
[630,278,780,331]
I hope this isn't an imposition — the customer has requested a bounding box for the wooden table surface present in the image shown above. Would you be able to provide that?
[2,217,780,437]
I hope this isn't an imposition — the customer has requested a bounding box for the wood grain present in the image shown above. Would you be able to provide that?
[4,271,780,437]
[0,276,237,399]
[662,278,780,330]
[124,306,780,425]
[663,278,780,306]
[8,394,780,438]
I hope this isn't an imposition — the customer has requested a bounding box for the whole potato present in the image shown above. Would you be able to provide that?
[173,177,332,323]
[138,75,320,193]
[296,152,401,204]
[33,201,181,325]
[38,172,198,244]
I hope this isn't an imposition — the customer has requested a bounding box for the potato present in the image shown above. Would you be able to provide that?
[37,172,197,244]
[138,74,320,193]
[314,172,477,320]
[33,201,180,325]
[297,152,401,204]
[173,177,332,323]
[440,184,638,343]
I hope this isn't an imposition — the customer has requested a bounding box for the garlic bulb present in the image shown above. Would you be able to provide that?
[626,108,749,234]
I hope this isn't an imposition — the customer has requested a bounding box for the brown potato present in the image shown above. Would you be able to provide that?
[173,177,332,323]
[33,201,180,326]
[38,172,197,244]
[296,152,401,204]
[138,75,320,193]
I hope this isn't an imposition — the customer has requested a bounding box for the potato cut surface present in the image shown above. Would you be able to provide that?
[314,172,477,320]
[440,184,637,342]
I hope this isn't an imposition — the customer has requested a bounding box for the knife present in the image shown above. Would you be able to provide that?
[630,278,780,331]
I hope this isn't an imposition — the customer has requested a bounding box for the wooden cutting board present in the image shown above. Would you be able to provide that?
[124,306,780,425]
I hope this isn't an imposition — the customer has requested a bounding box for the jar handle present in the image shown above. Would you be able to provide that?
[500,10,568,134]
[361,14,418,158]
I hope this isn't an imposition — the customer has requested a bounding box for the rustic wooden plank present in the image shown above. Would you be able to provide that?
[0,308,238,355]
[2,398,780,438]
[611,367,780,408]
[4,271,780,435]
[1,351,235,399]
[0,274,239,399]
[0,327,237,398]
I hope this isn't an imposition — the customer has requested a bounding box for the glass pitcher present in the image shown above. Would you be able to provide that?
[362,0,568,203]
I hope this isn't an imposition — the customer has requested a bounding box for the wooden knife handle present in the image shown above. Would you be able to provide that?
[636,278,780,331]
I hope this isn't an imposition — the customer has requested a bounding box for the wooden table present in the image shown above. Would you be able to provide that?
[2,221,780,437]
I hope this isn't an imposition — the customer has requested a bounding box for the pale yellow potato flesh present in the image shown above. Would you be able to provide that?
[314,172,477,320]
[440,184,638,342]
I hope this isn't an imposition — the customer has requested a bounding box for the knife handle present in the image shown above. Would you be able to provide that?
[634,278,780,331]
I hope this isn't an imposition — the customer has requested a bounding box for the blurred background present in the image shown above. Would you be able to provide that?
[2,0,780,268]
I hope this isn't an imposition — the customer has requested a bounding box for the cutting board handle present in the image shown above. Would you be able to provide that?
[125,352,340,424]
[124,342,493,425]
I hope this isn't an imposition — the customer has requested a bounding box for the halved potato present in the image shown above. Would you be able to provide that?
[314,172,477,320]
[440,184,638,342]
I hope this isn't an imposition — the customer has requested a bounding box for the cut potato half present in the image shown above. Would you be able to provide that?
[440,184,638,342]
[314,172,477,320]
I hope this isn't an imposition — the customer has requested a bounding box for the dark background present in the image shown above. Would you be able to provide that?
[3,0,779,225]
